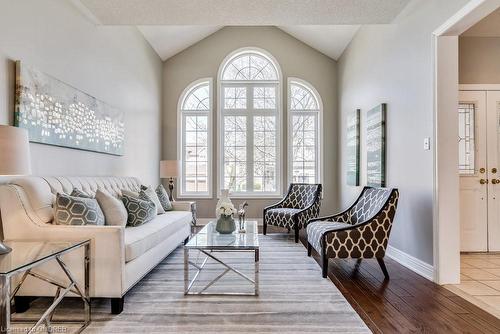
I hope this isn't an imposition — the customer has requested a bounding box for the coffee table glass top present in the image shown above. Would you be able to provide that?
[0,240,89,275]
[185,221,259,250]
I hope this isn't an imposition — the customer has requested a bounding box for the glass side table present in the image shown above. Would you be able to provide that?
[0,240,91,334]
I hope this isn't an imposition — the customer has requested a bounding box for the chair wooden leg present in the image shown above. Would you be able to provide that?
[294,226,299,243]
[377,257,389,280]
[263,220,267,235]
[111,297,124,314]
[322,255,328,278]
[307,242,312,257]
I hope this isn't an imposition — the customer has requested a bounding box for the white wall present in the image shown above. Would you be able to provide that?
[338,0,469,265]
[0,0,163,185]
[163,26,338,219]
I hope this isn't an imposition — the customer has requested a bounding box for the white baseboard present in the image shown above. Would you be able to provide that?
[196,218,263,226]
[386,245,434,282]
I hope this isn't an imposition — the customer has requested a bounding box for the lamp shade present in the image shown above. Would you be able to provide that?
[0,125,31,176]
[160,160,180,178]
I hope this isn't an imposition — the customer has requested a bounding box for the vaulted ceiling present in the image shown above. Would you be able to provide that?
[73,0,411,61]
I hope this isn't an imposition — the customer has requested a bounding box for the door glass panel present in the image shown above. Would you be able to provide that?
[458,103,475,175]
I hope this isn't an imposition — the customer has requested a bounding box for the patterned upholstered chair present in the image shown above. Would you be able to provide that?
[306,187,399,279]
[263,183,322,243]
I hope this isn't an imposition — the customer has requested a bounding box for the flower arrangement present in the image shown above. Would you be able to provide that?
[218,202,237,217]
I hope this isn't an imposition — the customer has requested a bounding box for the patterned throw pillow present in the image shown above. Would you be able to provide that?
[122,193,157,227]
[156,184,173,211]
[54,193,105,225]
[71,188,92,198]
[141,185,165,214]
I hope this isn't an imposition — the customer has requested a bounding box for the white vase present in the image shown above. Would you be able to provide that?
[216,189,233,218]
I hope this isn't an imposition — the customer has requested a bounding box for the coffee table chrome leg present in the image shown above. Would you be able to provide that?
[184,247,189,294]
[255,249,259,296]
[0,275,10,334]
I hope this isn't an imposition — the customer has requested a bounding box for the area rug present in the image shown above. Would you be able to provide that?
[17,233,371,333]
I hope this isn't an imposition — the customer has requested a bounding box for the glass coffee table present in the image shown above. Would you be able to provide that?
[184,221,259,296]
[0,240,90,334]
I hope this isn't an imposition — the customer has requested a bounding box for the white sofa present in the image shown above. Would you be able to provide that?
[0,176,193,313]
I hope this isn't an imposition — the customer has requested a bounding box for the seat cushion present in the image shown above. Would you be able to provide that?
[265,208,301,229]
[307,221,351,253]
[124,211,191,262]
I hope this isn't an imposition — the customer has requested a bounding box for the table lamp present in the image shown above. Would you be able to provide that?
[0,125,31,254]
[160,160,180,201]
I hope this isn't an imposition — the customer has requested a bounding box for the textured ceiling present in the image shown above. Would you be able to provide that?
[78,0,410,25]
[138,26,222,60]
[278,25,360,60]
[462,7,500,37]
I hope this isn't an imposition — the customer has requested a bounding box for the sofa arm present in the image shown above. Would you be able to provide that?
[172,201,196,225]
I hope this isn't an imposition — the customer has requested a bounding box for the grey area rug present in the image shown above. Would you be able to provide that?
[14,234,371,333]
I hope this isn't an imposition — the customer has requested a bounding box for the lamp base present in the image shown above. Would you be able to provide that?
[0,242,12,255]
[168,177,175,202]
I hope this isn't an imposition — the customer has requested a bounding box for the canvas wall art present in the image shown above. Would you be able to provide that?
[346,109,360,186]
[14,61,125,155]
[366,103,386,187]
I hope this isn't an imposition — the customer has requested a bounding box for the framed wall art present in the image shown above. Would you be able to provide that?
[366,103,386,187]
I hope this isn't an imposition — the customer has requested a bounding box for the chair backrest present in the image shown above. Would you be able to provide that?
[282,183,322,209]
[349,187,398,224]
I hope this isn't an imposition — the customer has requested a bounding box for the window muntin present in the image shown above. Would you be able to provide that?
[219,49,281,197]
[458,102,475,175]
[179,80,212,197]
[288,79,322,184]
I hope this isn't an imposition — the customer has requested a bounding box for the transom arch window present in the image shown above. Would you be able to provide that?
[288,78,322,184]
[178,78,213,197]
[218,48,282,197]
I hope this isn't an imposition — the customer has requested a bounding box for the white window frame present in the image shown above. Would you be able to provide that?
[177,78,213,198]
[217,47,283,198]
[287,77,323,184]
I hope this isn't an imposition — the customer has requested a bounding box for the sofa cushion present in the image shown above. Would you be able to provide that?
[54,193,105,226]
[124,211,192,262]
[95,189,128,226]
[141,185,165,214]
[122,193,157,227]
[156,184,173,211]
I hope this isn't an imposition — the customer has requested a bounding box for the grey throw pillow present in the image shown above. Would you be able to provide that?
[54,193,105,226]
[156,184,173,211]
[95,189,128,226]
[122,193,157,227]
[121,189,139,198]
[141,185,165,214]
[71,188,92,198]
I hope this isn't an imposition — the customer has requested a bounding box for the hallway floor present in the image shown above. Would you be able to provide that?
[445,253,500,319]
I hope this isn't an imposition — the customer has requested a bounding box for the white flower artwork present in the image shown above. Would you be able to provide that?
[14,61,125,155]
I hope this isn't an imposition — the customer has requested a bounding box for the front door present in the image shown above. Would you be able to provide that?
[459,90,488,252]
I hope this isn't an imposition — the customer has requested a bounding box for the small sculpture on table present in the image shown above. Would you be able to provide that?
[238,201,249,233]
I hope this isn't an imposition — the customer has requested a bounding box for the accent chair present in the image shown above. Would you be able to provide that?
[263,183,322,243]
[306,187,399,279]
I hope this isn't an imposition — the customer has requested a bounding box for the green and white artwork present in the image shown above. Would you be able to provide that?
[346,109,360,186]
[14,61,125,155]
[366,104,386,187]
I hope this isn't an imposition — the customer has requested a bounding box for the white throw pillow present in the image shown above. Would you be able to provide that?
[96,189,128,227]
[141,185,165,214]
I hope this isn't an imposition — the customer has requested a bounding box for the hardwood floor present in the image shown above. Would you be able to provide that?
[292,229,500,334]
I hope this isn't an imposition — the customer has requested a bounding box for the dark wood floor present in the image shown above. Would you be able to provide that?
[292,230,500,334]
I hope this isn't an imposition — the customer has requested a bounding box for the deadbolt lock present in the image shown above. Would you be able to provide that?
[493,179,500,185]
[493,168,498,174]
[480,179,488,184]
[480,168,486,173]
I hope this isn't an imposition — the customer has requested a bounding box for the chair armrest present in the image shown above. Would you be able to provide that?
[308,210,350,224]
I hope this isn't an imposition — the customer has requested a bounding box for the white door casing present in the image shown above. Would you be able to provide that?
[487,91,500,250]
[459,90,488,252]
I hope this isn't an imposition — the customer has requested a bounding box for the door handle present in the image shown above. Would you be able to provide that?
[493,179,500,184]
[493,168,498,174]
[480,179,488,184]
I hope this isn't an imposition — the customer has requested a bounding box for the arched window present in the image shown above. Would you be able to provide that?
[288,78,322,184]
[218,48,282,196]
[178,78,212,197]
